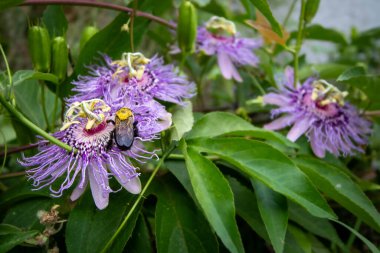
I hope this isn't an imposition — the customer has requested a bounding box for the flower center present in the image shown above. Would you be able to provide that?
[205,16,236,36]
[311,80,348,107]
[112,52,150,80]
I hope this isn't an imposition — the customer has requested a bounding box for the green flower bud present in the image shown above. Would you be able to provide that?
[28,26,51,72]
[79,26,99,51]
[51,37,68,82]
[177,1,198,54]
[304,0,320,23]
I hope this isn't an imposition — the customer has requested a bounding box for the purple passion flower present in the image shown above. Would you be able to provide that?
[68,52,195,106]
[197,16,262,82]
[20,98,172,210]
[263,67,371,158]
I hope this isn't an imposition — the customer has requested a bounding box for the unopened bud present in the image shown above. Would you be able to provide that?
[177,1,198,54]
[52,37,68,82]
[28,26,51,72]
[304,0,320,23]
[79,26,99,51]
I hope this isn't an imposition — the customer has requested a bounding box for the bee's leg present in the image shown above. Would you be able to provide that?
[107,119,115,125]
[133,121,139,136]
[107,130,115,150]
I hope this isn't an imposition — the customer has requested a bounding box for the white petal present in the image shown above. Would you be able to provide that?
[88,164,109,210]
[287,118,310,142]
[264,115,295,131]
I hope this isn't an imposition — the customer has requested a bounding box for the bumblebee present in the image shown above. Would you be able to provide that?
[110,107,137,150]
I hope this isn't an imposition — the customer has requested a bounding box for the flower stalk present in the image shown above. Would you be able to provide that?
[293,0,307,87]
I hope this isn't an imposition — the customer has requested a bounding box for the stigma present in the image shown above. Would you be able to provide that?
[311,80,348,107]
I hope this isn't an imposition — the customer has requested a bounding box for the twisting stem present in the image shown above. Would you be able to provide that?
[0,95,74,152]
[282,0,297,27]
[346,219,361,250]
[129,0,138,52]
[293,0,306,87]
[0,44,13,92]
[21,0,176,30]
[0,143,39,158]
[100,145,176,253]
[364,110,380,116]
[0,171,26,179]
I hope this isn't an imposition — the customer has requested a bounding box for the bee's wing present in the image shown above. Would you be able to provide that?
[115,116,135,149]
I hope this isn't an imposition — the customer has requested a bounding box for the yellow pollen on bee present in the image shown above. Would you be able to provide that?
[116,107,133,120]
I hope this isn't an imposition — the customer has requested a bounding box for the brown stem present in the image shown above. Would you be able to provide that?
[364,110,380,117]
[21,0,176,30]
[0,171,26,179]
[0,143,39,157]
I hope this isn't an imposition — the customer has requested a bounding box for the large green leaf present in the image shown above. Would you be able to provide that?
[288,202,345,250]
[0,224,38,253]
[188,138,335,220]
[171,101,194,141]
[154,176,218,253]
[248,0,282,36]
[183,143,245,253]
[338,75,380,109]
[336,66,366,81]
[65,189,140,253]
[252,179,288,253]
[303,24,347,45]
[125,215,152,253]
[294,157,380,232]
[299,64,351,81]
[227,177,268,241]
[187,112,297,148]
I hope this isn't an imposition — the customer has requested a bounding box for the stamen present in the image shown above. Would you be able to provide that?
[206,16,236,35]
[311,80,348,106]
[112,52,150,80]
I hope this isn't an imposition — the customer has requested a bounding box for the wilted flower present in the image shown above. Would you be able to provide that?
[20,98,171,209]
[68,52,195,106]
[263,67,371,158]
[196,16,262,82]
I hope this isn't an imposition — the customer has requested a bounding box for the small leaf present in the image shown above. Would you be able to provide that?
[154,175,218,253]
[183,142,245,253]
[125,215,152,253]
[248,0,282,36]
[0,224,38,253]
[252,179,288,253]
[335,221,380,253]
[171,101,194,141]
[66,189,140,253]
[13,70,58,86]
[245,11,289,46]
[287,225,312,253]
[294,157,380,232]
[42,5,68,37]
[304,0,320,23]
[303,24,347,45]
[189,138,335,220]
[336,66,366,82]
[299,63,351,81]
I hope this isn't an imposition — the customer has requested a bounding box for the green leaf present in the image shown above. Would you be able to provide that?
[287,225,312,253]
[125,215,152,253]
[0,115,16,144]
[74,13,149,75]
[3,198,52,230]
[171,101,194,141]
[189,138,335,220]
[252,179,288,253]
[299,64,351,81]
[0,0,24,11]
[42,5,68,37]
[335,220,380,253]
[13,70,59,86]
[304,0,320,23]
[288,202,345,250]
[227,177,268,241]
[338,75,380,109]
[183,142,244,253]
[187,112,297,148]
[294,157,380,232]
[336,66,366,82]
[248,0,282,36]
[155,175,218,253]
[0,224,38,253]
[65,189,140,253]
[303,24,347,45]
